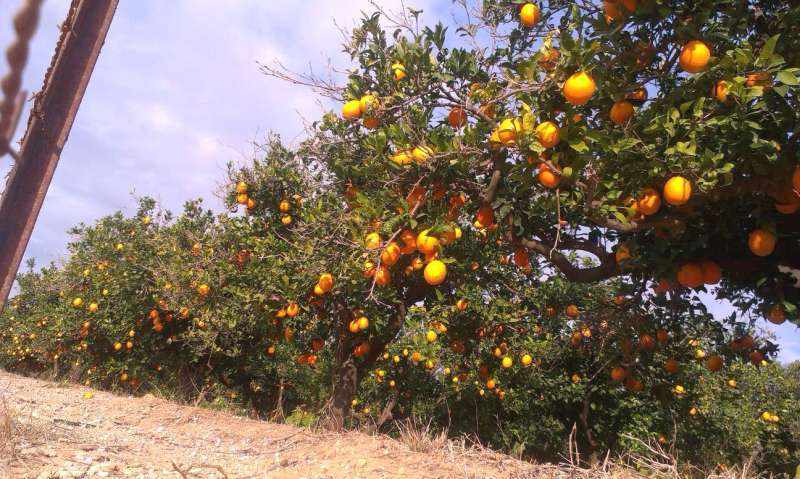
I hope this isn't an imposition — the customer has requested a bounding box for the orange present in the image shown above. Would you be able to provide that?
[521,354,533,366]
[286,303,299,317]
[318,273,334,293]
[363,117,380,129]
[603,0,623,22]
[519,3,540,28]
[501,356,513,368]
[342,100,362,120]
[416,230,440,256]
[745,71,771,88]
[398,229,417,254]
[664,359,680,374]
[497,118,519,146]
[677,262,704,289]
[748,229,775,256]
[636,188,661,215]
[513,247,530,268]
[365,232,382,250]
[424,260,447,285]
[455,299,468,311]
[475,205,495,228]
[656,329,669,344]
[639,334,655,351]
[566,304,578,317]
[538,163,560,188]
[538,46,559,71]
[610,367,627,382]
[714,80,731,103]
[381,242,401,266]
[426,330,437,343]
[348,320,360,334]
[792,167,800,192]
[663,176,692,206]
[235,181,248,194]
[88,303,98,313]
[357,316,369,331]
[613,295,625,306]
[280,215,292,225]
[767,305,785,325]
[448,107,467,128]
[705,354,723,372]
[624,377,643,392]
[392,63,406,81]
[278,199,291,213]
[197,284,210,296]
[625,87,648,103]
[313,284,325,296]
[535,121,560,148]
[563,71,596,105]
[375,265,391,286]
[609,100,634,125]
[679,40,711,73]
[699,261,721,285]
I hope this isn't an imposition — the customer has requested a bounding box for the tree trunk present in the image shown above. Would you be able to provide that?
[329,357,359,430]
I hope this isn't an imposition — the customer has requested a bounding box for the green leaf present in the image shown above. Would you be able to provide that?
[777,70,799,86]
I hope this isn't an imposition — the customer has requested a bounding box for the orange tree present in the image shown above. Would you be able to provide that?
[2,0,800,473]
[243,0,800,421]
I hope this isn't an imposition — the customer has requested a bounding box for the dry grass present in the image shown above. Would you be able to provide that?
[0,396,17,477]
[395,417,449,453]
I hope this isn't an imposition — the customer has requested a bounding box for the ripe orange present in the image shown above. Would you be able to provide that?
[455,299,468,311]
[497,118,519,146]
[363,116,380,129]
[519,3,540,28]
[280,215,292,225]
[613,295,625,306]
[624,376,643,392]
[475,205,495,228]
[714,80,731,103]
[416,230,440,256]
[235,181,248,194]
[392,62,406,81]
[603,0,623,22]
[748,229,776,256]
[357,316,369,331]
[313,284,325,296]
[342,100,362,120]
[197,284,210,296]
[521,354,533,367]
[636,188,661,215]
[639,334,655,351]
[563,71,596,105]
[501,356,513,368]
[609,100,634,125]
[656,329,669,344]
[359,95,378,115]
[699,261,721,285]
[537,163,560,189]
[318,273,334,292]
[664,359,680,374]
[535,121,560,148]
[663,176,692,206]
[286,303,299,317]
[679,40,711,73]
[793,167,800,192]
[513,247,530,268]
[767,305,785,325]
[610,367,627,382]
[705,354,723,372]
[424,260,447,286]
[348,320,360,334]
[374,265,391,286]
[448,107,467,128]
[381,242,401,266]
[677,263,704,289]
[566,304,579,317]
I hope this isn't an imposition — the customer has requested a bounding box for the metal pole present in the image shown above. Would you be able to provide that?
[0,0,119,308]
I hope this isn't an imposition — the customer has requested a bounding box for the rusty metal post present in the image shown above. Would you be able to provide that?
[0,0,119,308]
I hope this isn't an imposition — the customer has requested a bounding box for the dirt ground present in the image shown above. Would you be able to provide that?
[0,370,584,479]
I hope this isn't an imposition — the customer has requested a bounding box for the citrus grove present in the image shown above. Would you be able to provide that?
[3,0,800,475]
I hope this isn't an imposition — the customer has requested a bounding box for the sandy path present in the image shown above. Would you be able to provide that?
[0,371,546,479]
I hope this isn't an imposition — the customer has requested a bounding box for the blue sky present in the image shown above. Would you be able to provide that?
[0,0,797,362]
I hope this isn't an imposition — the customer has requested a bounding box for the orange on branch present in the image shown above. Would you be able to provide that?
[535,121,560,148]
[699,261,721,285]
[563,71,596,105]
[748,229,775,256]
[636,188,661,215]
[705,354,723,372]
[677,263,704,289]
[424,260,447,286]
[679,40,711,73]
[537,163,560,189]
[342,100,362,120]
[447,106,467,128]
[609,100,634,125]
[663,176,692,206]
[519,3,540,28]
